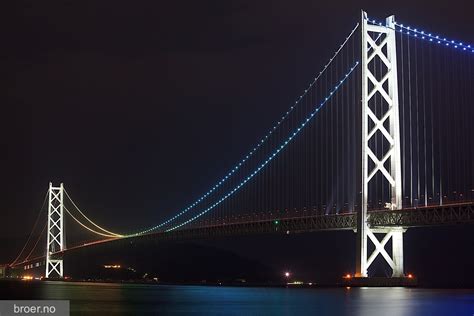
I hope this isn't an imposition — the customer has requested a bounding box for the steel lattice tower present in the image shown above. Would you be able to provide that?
[356,11,404,278]
[46,182,65,278]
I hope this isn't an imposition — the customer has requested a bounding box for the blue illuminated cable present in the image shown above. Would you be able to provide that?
[166,61,360,232]
[129,23,360,236]
[396,23,474,52]
[367,17,474,53]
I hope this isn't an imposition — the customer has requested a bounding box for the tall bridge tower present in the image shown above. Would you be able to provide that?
[356,11,404,278]
[46,182,65,278]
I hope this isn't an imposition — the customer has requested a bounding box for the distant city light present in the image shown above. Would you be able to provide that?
[104,265,121,269]
[284,272,290,278]
[287,281,303,285]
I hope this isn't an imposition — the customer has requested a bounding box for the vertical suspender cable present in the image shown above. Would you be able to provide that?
[429,42,435,204]
[421,40,428,206]
[438,44,444,205]
[469,51,474,199]
[353,31,357,211]
[336,54,339,211]
[324,65,328,212]
[408,35,413,206]
[415,39,420,204]
[400,31,406,205]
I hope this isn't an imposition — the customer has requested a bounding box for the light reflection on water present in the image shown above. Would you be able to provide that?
[2,281,474,315]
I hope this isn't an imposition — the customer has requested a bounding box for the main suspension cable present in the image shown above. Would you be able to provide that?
[165,61,360,232]
[25,222,47,261]
[10,189,49,265]
[63,206,121,238]
[133,23,361,235]
[64,189,123,237]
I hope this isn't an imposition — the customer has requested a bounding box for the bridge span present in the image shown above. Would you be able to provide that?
[5,10,474,283]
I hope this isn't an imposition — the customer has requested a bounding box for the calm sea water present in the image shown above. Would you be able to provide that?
[1,281,473,315]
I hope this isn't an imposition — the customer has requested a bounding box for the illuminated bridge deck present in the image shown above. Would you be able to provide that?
[136,202,474,242]
[12,202,474,269]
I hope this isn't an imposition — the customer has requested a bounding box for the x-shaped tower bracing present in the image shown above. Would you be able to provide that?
[356,11,404,278]
[46,182,65,278]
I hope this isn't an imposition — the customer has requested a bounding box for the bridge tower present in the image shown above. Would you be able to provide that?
[356,11,404,278]
[45,182,65,278]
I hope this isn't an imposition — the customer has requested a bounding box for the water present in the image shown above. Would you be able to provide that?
[1,281,473,315]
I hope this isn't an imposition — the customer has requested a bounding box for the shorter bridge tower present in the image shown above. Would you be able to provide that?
[45,182,65,278]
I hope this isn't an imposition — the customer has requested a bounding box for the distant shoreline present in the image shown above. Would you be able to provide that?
[3,279,474,290]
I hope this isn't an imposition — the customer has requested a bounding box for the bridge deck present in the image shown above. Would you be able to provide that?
[139,202,474,242]
[10,202,474,268]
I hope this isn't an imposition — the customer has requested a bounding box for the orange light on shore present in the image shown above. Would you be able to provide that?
[343,274,352,279]
[104,265,121,269]
[22,275,33,281]
[407,274,413,279]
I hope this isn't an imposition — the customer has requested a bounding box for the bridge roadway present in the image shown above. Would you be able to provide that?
[137,201,474,241]
[12,202,474,268]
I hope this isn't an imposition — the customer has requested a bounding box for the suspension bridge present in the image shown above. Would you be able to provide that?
[3,11,474,282]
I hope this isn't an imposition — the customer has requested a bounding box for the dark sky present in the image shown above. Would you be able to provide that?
[2,0,474,279]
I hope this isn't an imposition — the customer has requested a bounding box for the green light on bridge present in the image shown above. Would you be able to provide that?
[274,220,279,225]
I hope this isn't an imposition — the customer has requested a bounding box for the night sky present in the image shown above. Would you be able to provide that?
[3,0,474,283]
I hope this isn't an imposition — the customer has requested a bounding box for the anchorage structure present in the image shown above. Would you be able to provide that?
[356,11,404,278]
[46,182,65,278]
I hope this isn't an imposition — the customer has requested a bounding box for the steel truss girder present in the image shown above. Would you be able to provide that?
[133,204,474,243]
[46,182,65,278]
[133,213,357,243]
[368,203,474,227]
[12,203,474,267]
[357,11,403,278]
